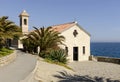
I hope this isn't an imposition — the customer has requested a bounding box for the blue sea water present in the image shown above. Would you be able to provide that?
[91,42,120,58]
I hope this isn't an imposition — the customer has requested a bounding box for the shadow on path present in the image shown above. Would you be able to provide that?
[54,71,120,82]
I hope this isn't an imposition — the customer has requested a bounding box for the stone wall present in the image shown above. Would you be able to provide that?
[0,51,16,66]
[89,55,120,64]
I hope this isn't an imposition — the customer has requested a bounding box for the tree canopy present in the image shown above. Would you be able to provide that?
[22,26,65,57]
[0,16,22,48]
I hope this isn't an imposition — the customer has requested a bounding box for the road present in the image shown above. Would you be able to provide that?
[0,50,37,82]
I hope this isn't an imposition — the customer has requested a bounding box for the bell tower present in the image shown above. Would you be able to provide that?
[19,10,29,34]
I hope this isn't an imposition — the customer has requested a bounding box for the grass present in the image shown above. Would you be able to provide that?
[44,58,73,71]
[0,48,14,57]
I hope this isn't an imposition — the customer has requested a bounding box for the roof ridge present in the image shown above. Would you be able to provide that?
[51,21,76,27]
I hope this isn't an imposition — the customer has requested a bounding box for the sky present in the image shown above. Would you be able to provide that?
[0,0,120,42]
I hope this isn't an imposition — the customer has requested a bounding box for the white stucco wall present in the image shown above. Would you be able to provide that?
[59,25,90,62]
[18,39,23,49]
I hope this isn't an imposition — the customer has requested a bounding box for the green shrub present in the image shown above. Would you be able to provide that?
[0,48,13,57]
[39,51,47,58]
[0,52,8,57]
[46,49,68,64]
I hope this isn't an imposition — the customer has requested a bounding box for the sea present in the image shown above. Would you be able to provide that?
[91,42,120,58]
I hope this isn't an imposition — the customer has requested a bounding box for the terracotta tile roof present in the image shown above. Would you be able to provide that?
[51,22,76,32]
[29,21,90,36]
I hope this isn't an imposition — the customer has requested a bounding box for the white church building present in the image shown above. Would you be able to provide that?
[17,10,91,62]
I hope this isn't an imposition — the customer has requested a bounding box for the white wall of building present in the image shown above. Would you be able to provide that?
[59,25,90,62]
[18,37,23,49]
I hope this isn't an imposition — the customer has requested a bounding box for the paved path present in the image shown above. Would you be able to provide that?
[34,58,74,82]
[0,50,37,82]
[68,61,120,81]
[35,60,120,82]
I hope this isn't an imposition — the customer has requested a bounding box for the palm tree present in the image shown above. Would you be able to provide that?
[22,37,37,53]
[22,26,65,57]
[0,16,22,48]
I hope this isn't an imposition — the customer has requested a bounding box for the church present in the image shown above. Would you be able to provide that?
[14,10,91,62]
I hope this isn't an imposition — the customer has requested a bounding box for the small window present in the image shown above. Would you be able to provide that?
[83,46,85,54]
[65,47,68,55]
[24,19,27,25]
[20,18,22,26]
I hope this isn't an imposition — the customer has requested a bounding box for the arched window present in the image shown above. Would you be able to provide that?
[24,19,27,25]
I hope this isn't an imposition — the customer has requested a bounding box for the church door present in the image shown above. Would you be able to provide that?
[73,47,78,61]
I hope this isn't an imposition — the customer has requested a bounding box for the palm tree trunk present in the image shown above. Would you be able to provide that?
[37,46,40,55]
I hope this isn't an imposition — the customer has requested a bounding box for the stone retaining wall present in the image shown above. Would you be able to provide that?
[89,55,120,64]
[0,51,16,66]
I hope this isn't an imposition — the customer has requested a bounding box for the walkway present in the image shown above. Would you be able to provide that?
[35,59,120,82]
[0,50,37,82]
[68,61,120,81]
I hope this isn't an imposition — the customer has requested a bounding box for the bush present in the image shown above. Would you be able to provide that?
[39,51,47,58]
[0,52,8,57]
[0,48,13,57]
[46,49,68,64]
